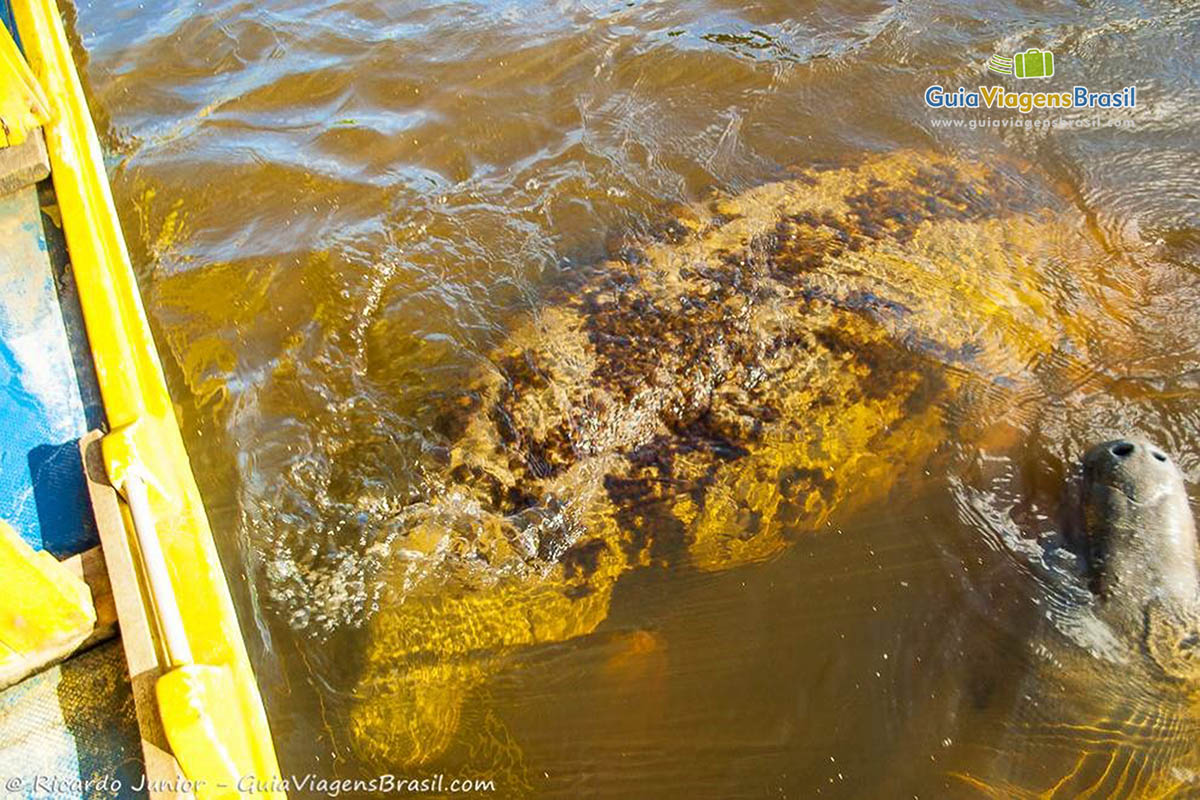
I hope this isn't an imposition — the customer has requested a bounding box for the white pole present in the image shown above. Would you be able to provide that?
[124,472,193,667]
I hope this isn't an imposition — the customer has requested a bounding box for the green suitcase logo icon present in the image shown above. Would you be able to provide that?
[1013,49,1054,79]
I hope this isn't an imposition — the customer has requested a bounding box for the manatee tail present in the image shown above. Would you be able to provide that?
[349,659,488,767]
[348,656,534,794]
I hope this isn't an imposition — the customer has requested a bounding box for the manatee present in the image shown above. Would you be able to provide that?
[1083,438,1200,680]
[948,439,1200,798]
[348,150,1105,766]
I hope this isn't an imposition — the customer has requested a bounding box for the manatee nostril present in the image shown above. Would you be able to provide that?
[1152,450,1168,462]
[1111,442,1135,457]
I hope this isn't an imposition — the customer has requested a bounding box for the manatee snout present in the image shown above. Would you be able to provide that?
[1081,438,1200,679]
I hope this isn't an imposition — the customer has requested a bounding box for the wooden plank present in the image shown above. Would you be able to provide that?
[59,545,118,649]
[0,128,49,197]
[80,431,192,800]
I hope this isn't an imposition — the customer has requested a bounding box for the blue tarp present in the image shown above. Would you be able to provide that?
[0,185,102,558]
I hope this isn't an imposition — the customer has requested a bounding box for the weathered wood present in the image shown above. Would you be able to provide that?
[80,431,192,800]
[60,544,118,649]
[0,129,49,197]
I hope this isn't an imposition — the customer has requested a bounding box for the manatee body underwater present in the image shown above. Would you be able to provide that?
[951,438,1200,798]
[347,149,1116,767]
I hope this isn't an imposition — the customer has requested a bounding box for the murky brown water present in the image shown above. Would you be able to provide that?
[71,0,1200,796]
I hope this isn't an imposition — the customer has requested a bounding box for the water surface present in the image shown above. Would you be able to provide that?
[72,0,1200,796]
